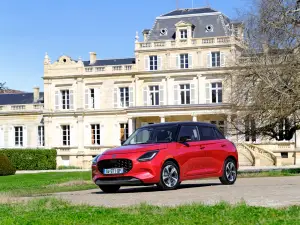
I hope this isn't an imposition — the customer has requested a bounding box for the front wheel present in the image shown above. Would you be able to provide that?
[157,161,180,191]
[99,185,120,193]
[219,158,237,185]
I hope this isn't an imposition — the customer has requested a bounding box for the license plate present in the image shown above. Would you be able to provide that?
[103,168,124,175]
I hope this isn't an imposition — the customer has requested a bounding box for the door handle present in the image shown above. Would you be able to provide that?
[199,146,205,149]
[221,144,227,147]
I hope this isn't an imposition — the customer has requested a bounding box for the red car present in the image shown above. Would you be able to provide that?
[92,122,238,193]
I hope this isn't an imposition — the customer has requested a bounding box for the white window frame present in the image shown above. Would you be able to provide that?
[38,125,45,147]
[119,87,130,108]
[149,55,158,71]
[180,54,189,69]
[211,82,223,103]
[120,123,129,141]
[61,125,70,146]
[179,84,191,105]
[14,126,23,147]
[180,29,188,39]
[149,85,160,106]
[90,124,100,146]
[211,52,221,67]
[61,90,70,109]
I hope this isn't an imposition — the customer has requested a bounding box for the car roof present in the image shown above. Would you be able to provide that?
[141,121,216,128]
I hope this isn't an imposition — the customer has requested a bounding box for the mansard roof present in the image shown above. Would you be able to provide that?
[147,7,234,41]
[0,92,44,105]
[161,7,218,17]
[83,58,136,67]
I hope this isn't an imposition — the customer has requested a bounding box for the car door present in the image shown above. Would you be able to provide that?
[197,125,227,174]
[175,125,206,178]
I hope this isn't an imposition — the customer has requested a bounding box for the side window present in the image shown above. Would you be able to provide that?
[130,129,151,144]
[214,127,225,139]
[177,125,200,142]
[198,126,216,141]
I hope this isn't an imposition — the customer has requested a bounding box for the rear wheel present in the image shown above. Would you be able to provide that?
[219,158,237,185]
[99,185,120,193]
[157,161,180,190]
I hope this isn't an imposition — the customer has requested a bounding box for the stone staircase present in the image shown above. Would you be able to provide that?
[236,143,277,166]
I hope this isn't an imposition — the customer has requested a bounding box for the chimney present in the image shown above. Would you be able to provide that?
[142,29,150,41]
[33,87,40,102]
[89,52,97,64]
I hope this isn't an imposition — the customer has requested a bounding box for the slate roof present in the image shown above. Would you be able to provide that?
[147,7,232,41]
[84,58,136,67]
[161,8,218,17]
[0,92,44,105]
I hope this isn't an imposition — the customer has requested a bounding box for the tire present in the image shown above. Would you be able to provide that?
[157,161,180,191]
[219,158,237,185]
[99,185,121,193]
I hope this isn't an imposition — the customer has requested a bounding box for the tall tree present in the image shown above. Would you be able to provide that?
[228,0,300,141]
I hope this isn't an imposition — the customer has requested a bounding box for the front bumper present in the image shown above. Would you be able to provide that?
[92,152,162,185]
[95,177,143,186]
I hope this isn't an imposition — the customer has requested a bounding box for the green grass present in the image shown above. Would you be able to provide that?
[0,171,96,197]
[0,198,300,225]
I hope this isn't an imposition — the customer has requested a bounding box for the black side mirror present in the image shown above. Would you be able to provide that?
[179,136,191,143]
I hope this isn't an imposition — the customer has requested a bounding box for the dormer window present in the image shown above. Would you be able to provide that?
[180,29,188,39]
[205,25,214,32]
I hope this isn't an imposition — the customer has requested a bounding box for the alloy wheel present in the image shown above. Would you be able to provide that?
[225,161,237,182]
[162,165,179,188]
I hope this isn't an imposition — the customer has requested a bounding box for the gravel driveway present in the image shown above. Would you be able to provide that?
[53,176,300,208]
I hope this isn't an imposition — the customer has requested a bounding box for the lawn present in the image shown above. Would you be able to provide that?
[0,171,96,197]
[0,198,299,225]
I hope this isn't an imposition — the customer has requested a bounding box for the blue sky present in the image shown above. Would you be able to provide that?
[0,0,249,92]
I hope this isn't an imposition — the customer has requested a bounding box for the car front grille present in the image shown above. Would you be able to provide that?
[97,159,133,174]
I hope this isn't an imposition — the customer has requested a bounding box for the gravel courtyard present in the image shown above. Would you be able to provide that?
[52,176,300,208]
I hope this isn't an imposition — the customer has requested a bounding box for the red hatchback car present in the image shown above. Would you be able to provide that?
[92,122,238,193]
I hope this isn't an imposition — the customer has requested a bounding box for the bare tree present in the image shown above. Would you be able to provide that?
[227,0,300,141]
[0,83,7,91]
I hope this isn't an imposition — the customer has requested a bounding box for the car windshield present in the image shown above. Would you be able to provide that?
[122,125,178,145]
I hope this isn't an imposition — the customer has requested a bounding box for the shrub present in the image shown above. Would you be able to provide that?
[0,149,57,170]
[57,166,82,170]
[0,153,16,176]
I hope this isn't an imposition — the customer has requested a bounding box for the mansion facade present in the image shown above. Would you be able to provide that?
[1,7,298,168]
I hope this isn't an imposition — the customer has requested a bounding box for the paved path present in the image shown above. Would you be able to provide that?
[15,165,300,174]
[52,176,300,208]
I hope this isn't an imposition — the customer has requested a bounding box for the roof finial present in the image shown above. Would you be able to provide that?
[44,52,51,65]
[135,31,139,43]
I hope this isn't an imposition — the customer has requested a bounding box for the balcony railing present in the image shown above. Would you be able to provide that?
[135,36,240,51]
[0,104,44,112]
[84,64,136,74]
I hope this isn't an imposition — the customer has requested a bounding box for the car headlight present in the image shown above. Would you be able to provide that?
[137,150,159,162]
[92,154,102,165]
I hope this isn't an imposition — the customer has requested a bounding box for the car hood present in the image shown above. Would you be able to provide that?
[102,143,168,155]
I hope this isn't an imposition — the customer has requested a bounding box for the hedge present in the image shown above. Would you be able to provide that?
[0,153,16,176]
[0,149,57,170]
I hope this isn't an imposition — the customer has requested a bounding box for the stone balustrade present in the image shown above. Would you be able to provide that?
[135,36,240,51]
[0,104,44,112]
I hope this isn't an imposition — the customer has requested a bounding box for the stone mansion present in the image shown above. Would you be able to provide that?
[1,7,299,168]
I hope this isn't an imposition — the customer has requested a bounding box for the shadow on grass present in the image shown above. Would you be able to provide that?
[92,182,222,194]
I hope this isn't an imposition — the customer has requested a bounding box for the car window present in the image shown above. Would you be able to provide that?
[177,125,200,142]
[214,128,225,139]
[198,126,216,141]
[129,129,151,144]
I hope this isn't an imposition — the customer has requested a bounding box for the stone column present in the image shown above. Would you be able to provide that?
[160,116,166,123]
[77,116,84,150]
[128,117,134,135]
[192,115,197,122]
[76,78,84,110]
